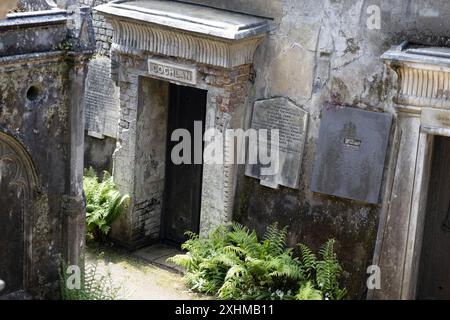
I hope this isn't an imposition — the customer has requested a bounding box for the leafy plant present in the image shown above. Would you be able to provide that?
[168,222,346,300]
[59,254,124,300]
[83,167,130,241]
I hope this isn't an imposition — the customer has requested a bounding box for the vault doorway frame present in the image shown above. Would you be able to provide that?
[370,45,450,299]
[96,0,271,249]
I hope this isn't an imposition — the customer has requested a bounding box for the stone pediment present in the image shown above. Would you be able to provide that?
[382,42,450,110]
[96,0,273,68]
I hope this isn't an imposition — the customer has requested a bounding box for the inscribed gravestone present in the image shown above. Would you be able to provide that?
[311,106,392,204]
[245,97,309,189]
[85,57,120,139]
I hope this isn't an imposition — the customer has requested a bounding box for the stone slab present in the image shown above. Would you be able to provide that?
[311,106,392,204]
[245,97,308,189]
[133,243,184,273]
[85,57,120,139]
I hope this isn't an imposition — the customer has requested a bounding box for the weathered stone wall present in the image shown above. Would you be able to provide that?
[77,1,118,173]
[230,0,450,299]
[0,8,94,299]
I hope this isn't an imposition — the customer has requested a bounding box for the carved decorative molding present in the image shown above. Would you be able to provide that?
[109,20,264,68]
[383,43,450,111]
[96,0,271,68]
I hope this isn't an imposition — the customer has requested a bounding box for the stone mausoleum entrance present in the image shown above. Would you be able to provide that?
[370,44,450,299]
[96,0,271,248]
[163,84,207,244]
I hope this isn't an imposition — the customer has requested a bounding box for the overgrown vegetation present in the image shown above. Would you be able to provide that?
[83,168,130,241]
[169,223,346,300]
[60,254,124,300]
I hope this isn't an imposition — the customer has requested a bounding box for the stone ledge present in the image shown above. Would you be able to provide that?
[96,0,272,40]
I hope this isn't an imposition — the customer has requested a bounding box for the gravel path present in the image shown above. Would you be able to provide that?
[86,243,210,300]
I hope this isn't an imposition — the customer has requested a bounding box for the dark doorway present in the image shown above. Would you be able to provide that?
[162,84,207,244]
[418,136,450,299]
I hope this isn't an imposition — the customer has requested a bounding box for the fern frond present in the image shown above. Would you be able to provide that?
[295,281,323,300]
[298,243,317,278]
[263,223,288,256]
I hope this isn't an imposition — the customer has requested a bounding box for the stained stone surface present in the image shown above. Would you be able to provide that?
[0,6,94,299]
[245,97,308,189]
[311,106,392,204]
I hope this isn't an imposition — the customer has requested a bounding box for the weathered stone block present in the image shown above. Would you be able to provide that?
[246,97,309,189]
[311,106,392,204]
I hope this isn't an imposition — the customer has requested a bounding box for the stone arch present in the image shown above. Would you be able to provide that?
[0,131,38,296]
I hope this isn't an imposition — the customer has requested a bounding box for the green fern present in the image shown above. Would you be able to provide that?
[84,168,130,241]
[298,243,317,279]
[168,223,347,300]
[263,223,288,257]
[315,239,347,299]
[296,281,323,300]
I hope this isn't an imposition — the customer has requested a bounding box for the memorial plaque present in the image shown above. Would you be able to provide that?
[245,97,309,189]
[311,106,392,204]
[85,57,120,139]
[148,59,197,85]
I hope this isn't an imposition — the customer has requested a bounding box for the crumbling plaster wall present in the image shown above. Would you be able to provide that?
[232,0,450,298]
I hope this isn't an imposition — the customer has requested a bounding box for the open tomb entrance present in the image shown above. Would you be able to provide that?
[417,136,450,299]
[97,0,271,249]
[371,44,450,299]
[162,84,207,244]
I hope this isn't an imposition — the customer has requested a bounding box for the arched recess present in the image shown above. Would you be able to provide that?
[0,131,38,296]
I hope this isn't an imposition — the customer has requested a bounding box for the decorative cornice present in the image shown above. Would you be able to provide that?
[394,64,450,110]
[382,43,450,111]
[96,0,270,68]
[109,19,263,68]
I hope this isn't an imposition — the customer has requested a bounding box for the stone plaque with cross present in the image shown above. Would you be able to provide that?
[245,97,309,189]
[311,106,392,204]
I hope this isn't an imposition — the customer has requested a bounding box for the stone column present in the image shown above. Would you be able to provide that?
[110,61,140,246]
[64,55,90,266]
[371,111,433,299]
